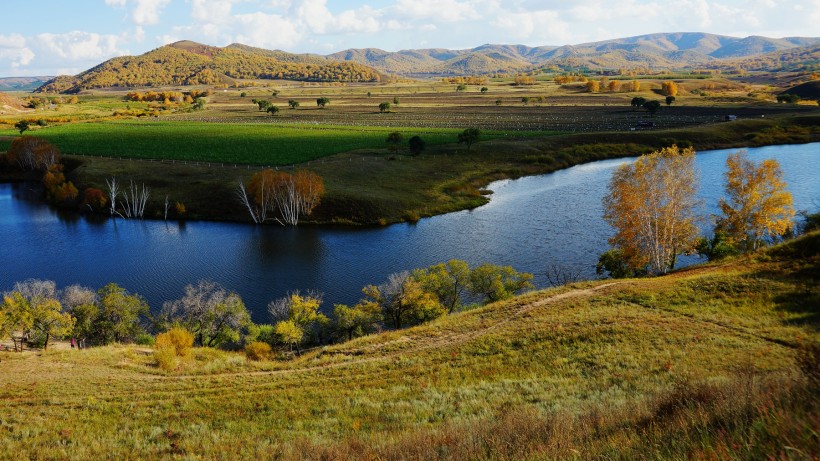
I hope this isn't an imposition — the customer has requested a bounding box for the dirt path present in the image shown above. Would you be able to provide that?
[168,282,625,381]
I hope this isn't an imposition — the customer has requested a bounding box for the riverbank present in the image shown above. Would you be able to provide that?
[1,232,817,459]
[3,113,818,225]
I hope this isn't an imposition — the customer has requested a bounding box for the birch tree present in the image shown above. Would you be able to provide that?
[160,280,251,348]
[240,169,324,225]
[602,145,701,275]
[716,151,794,251]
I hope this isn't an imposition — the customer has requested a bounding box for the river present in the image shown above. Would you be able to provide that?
[1,143,818,321]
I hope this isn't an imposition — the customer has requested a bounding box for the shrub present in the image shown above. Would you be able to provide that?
[154,346,177,371]
[155,327,194,357]
[245,341,272,361]
[136,333,155,346]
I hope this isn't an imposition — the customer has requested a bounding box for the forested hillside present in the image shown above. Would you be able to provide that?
[36,41,383,93]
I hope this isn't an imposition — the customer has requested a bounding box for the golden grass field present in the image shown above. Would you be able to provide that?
[1,232,817,460]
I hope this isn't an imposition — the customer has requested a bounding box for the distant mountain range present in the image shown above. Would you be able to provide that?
[0,77,54,91]
[33,32,820,93]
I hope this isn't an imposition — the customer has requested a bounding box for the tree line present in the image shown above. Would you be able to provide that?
[598,145,800,277]
[0,261,533,359]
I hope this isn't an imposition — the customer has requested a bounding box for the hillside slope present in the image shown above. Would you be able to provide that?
[36,41,383,93]
[0,233,817,459]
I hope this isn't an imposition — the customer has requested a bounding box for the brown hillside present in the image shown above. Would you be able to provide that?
[0,92,26,113]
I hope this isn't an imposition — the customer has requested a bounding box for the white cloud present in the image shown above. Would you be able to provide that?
[132,0,172,25]
[233,12,302,49]
[393,0,480,22]
[35,31,123,61]
[104,0,171,25]
[0,34,35,69]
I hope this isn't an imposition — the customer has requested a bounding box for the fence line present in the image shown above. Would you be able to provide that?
[66,151,427,171]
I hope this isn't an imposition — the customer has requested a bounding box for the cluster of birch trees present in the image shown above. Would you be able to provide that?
[238,169,324,225]
[600,145,795,277]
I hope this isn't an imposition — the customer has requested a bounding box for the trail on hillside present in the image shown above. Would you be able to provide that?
[169,282,625,381]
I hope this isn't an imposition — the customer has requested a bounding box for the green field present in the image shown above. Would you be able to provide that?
[0,122,547,165]
[1,234,817,459]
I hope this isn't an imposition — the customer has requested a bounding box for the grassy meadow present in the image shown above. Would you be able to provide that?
[0,76,818,224]
[0,233,817,459]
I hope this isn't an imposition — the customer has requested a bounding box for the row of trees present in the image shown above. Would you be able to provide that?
[599,146,795,277]
[1,261,533,355]
[259,260,533,352]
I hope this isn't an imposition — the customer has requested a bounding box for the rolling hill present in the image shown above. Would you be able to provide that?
[33,33,820,93]
[0,77,53,92]
[36,41,384,93]
[1,232,817,459]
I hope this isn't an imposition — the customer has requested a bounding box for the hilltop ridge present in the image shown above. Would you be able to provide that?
[32,32,820,93]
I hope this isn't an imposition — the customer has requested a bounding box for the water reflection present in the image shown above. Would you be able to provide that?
[1,143,818,322]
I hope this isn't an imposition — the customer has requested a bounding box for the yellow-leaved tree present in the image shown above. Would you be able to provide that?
[716,151,794,251]
[603,145,701,275]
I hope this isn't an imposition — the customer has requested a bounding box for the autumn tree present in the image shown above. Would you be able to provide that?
[608,80,621,92]
[31,297,74,351]
[586,80,600,93]
[239,169,325,225]
[716,151,794,251]
[412,260,471,313]
[0,292,34,352]
[363,272,445,329]
[333,301,381,341]
[94,283,150,345]
[468,264,533,303]
[2,280,73,351]
[6,137,60,171]
[269,291,329,347]
[661,81,679,96]
[602,145,701,275]
[160,280,251,347]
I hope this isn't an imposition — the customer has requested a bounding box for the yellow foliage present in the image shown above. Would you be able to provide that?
[603,145,700,275]
[155,327,194,357]
[717,151,794,250]
[244,341,272,361]
[662,81,679,96]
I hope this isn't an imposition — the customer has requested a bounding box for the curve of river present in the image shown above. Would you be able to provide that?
[2,143,818,321]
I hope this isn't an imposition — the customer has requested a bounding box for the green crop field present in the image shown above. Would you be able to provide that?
[0,122,549,165]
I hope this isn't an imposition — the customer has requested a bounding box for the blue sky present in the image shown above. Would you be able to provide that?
[1,0,818,77]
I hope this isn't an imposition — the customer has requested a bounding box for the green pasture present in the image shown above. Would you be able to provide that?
[0,122,548,165]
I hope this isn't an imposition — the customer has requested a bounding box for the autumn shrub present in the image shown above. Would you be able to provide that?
[153,346,177,371]
[155,327,194,357]
[245,341,272,361]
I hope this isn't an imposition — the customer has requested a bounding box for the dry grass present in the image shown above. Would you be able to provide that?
[0,233,817,459]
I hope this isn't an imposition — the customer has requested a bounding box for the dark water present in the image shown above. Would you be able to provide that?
[2,143,818,321]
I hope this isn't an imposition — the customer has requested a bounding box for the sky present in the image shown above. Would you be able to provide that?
[1,0,819,77]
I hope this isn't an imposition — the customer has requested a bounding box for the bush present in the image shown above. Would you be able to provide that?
[154,346,177,371]
[245,341,272,361]
[155,327,194,357]
[136,333,155,346]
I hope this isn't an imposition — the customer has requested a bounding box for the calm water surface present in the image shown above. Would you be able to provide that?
[2,143,818,321]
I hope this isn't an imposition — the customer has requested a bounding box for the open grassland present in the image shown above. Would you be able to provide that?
[55,113,819,224]
[0,234,818,460]
[0,121,522,166]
